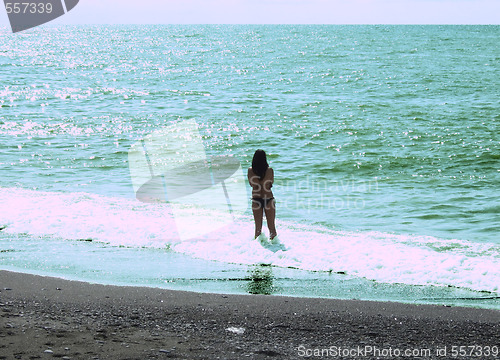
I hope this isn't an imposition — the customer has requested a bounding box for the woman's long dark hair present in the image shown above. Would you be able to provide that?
[252,149,269,180]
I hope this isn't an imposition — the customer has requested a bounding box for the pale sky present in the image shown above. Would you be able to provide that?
[1,0,500,25]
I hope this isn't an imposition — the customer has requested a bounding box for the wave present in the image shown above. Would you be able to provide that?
[0,187,498,293]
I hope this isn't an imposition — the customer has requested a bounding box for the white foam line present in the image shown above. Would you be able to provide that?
[1,187,499,293]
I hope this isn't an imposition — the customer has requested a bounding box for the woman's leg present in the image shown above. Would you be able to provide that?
[252,200,264,238]
[264,200,277,239]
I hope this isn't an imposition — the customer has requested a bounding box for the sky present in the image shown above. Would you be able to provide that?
[1,0,500,26]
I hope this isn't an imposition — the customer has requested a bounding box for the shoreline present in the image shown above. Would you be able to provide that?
[1,270,499,359]
[2,264,499,311]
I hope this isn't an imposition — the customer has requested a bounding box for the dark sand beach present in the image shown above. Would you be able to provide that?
[0,270,499,359]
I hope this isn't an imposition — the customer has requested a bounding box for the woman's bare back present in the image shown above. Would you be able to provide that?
[247,167,274,199]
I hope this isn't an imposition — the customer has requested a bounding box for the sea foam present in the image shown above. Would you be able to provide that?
[1,187,498,293]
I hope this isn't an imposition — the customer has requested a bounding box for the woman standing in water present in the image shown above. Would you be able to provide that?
[247,149,277,240]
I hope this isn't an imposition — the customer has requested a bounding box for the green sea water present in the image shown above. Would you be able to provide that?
[0,25,499,307]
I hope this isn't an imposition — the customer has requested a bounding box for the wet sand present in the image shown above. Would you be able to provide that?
[0,270,499,359]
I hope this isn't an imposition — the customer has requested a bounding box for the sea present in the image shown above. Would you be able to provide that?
[0,25,499,309]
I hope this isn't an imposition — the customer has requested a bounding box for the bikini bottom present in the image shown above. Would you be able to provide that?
[252,197,275,208]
